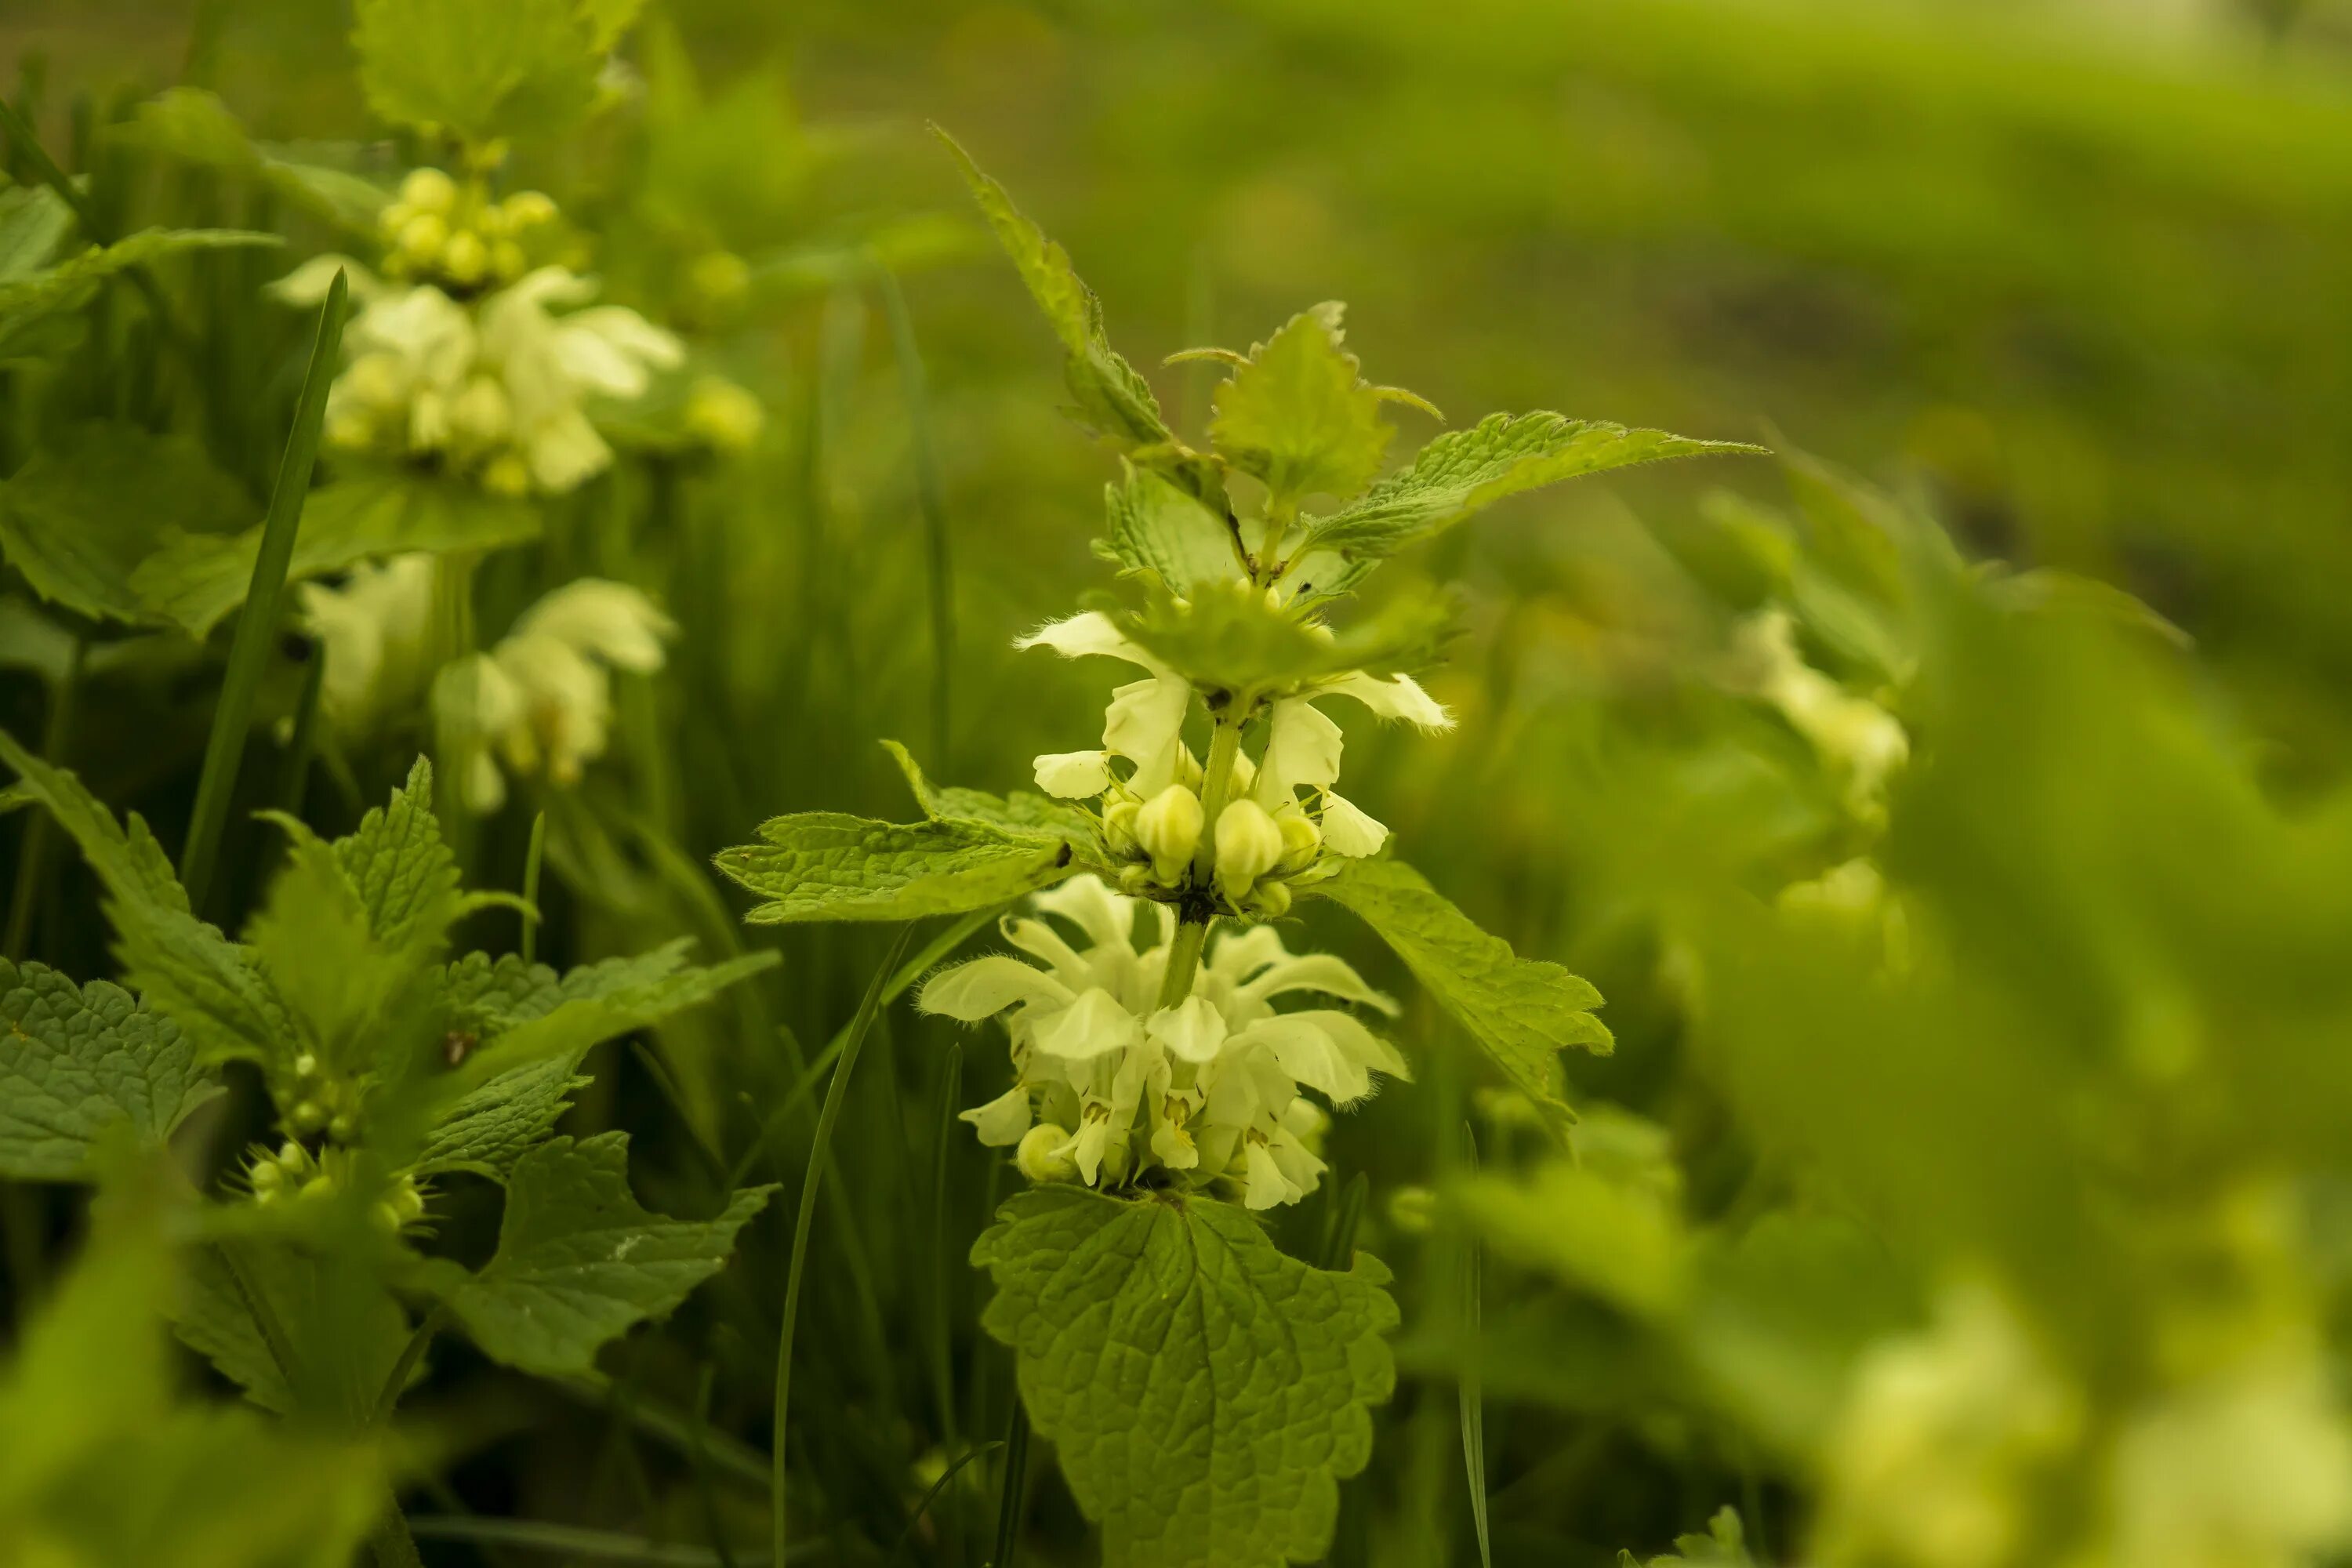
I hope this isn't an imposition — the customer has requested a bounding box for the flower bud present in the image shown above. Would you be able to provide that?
[1174,746,1204,792]
[1136,784,1203,884]
[500,191,559,230]
[1016,1123,1076,1183]
[394,1184,427,1221]
[442,229,488,286]
[249,1160,284,1194]
[398,167,458,216]
[483,452,532,496]
[1214,798,1283,901]
[1102,796,1141,856]
[1388,1185,1436,1234]
[1116,862,1156,897]
[292,1100,327,1133]
[491,238,528,284]
[1276,810,1322,873]
[1247,878,1292,918]
[373,1201,404,1232]
[397,212,449,267]
[1226,749,1257,797]
[684,377,764,452]
[449,376,513,448]
[689,249,751,309]
[328,1113,358,1145]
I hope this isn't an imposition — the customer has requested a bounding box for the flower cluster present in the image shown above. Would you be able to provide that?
[921,876,1409,1209]
[245,1138,427,1236]
[376,166,562,296]
[1020,611,1450,917]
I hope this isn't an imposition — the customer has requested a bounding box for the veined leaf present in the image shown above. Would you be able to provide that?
[352,0,604,143]
[175,1240,414,1422]
[1094,463,1238,596]
[333,757,478,961]
[1320,857,1610,1134]
[419,1132,773,1377]
[881,739,1098,848]
[973,1187,1397,1568]
[714,811,1073,924]
[408,1053,592,1181]
[1114,578,1454,705]
[935,129,1221,506]
[0,422,255,627]
[1297,412,1762,564]
[1204,303,1397,512]
[0,731,294,1065]
[0,960,218,1181]
[132,470,538,640]
[437,942,776,1091]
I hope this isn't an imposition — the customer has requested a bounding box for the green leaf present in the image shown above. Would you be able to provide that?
[880,739,1098,848]
[0,183,71,279]
[0,421,256,626]
[973,1187,1398,1568]
[1320,857,1609,1134]
[242,823,423,1079]
[1620,1508,1755,1567]
[132,470,539,640]
[333,757,477,960]
[110,91,394,233]
[1204,303,1394,511]
[1094,463,1238,595]
[935,129,1221,505]
[1297,412,1762,563]
[713,811,1073,925]
[408,1053,591,1181]
[1452,1157,1685,1319]
[174,1240,414,1422]
[352,0,604,143]
[0,959,218,1180]
[0,731,294,1065]
[437,942,776,1091]
[0,228,278,362]
[421,1131,773,1377]
[1114,577,1454,704]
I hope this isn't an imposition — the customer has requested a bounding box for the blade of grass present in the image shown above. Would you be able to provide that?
[888,1441,1002,1567]
[689,1363,742,1568]
[407,1518,797,1565]
[520,810,546,964]
[927,1041,965,1456]
[180,267,347,911]
[772,924,915,1568]
[1460,1122,1491,1568]
[273,635,325,819]
[873,260,956,773]
[1318,1171,1370,1272]
[554,1376,772,1494]
[5,634,85,960]
[990,1399,1030,1568]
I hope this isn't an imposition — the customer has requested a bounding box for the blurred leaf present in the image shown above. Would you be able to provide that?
[0,422,255,626]
[351,0,602,143]
[419,1131,773,1377]
[881,739,1099,847]
[435,942,775,1091]
[0,228,278,362]
[1453,1161,1685,1319]
[972,1186,1396,1568]
[174,1240,413,1423]
[0,959,218,1180]
[1199,303,1396,513]
[0,183,71,279]
[714,811,1073,924]
[1322,857,1610,1134]
[1113,577,1454,703]
[111,91,391,232]
[1620,1508,1755,1566]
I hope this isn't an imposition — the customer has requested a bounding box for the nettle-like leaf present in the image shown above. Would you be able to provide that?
[714,810,1075,924]
[936,129,1221,506]
[1320,858,1610,1134]
[419,1132,773,1377]
[352,0,606,144]
[175,1240,415,1423]
[408,1054,590,1181]
[1114,578,1453,706]
[1191,303,1424,514]
[134,470,539,640]
[974,1187,1397,1568]
[1095,463,1238,595]
[0,959,219,1180]
[0,731,294,1065]
[0,422,256,627]
[334,757,483,960]
[0,227,278,362]
[882,739,1098,848]
[1620,1508,1756,1567]
[1296,412,1762,566]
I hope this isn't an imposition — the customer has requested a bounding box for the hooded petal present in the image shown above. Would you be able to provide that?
[1032,876,1137,956]
[1287,1009,1410,1090]
[919,956,1074,1022]
[1148,996,1229,1065]
[1254,696,1344,808]
[1033,750,1113,799]
[1000,915,1094,991]
[960,1086,1033,1146]
[1033,987,1145,1061]
[1319,792,1389,857]
[1014,611,1163,670]
[1230,1014,1371,1104]
[1206,924,1294,988]
[1243,1140,1299,1210]
[1103,674,1194,797]
[1321,670,1452,730]
[1234,953,1398,1015]
[513,579,675,670]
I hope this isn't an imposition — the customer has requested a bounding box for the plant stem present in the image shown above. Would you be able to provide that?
[4,635,85,961]
[990,1400,1031,1568]
[180,268,347,912]
[873,260,956,775]
[274,637,326,819]
[771,924,914,1568]
[1156,710,1247,1009]
[520,811,546,965]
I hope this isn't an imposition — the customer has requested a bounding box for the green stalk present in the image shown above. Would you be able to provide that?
[888,1441,1002,1567]
[406,1518,777,1565]
[1155,711,1247,1009]
[990,1401,1032,1568]
[771,924,915,1568]
[520,811,546,965]
[180,268,347,912]
[274,636,326,819]
[4,636,85,961]
[873,260,956,774]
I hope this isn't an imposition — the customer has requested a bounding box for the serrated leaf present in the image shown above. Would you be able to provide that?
[1094,463,1238,595]
[1113,578,1453,704]
[1298,412,1762,564]
[174,1240,413,1422]
[243,825,423,1079]
[0,731,294,1065]
[714,811,1073,924]
[0,228,278,362]
[132,470,539,640]
[935,129,1221,506]
[408,1053,590,1181]
[334,757,476,960]
[1207,303,1392,511]
[420,1131,772,1377]
[973,1186,1397,1568]
[1320,858,1609,1134]
[438,942,775,1090]
[0,421,256,626]
[352,0,604,143]
[881,739,1098,848]
[0,960,218,1180]
[1620,1508,1755,1567]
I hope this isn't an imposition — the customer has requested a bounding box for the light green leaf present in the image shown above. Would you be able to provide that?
[174,1240,414,1422]
[110,91,394,233]
[1620,1508,1755,1567]
[351,0,602,143]
[973,1187,1397,1568]
[0,731,293,1065]
[1116,578,1454,705]
[880,739,1099,848]
[132,470,538,639]
[333,757,477,960]
[714,811,1073,924]
[243,826,422,1080]
[408,1053,591,1181]
[0,960,218,1180]
[1094,463,1238,595]
[0,227,278,362]
[1320,857,1610,1134]
[422,1131,773,1377]
[935,129,1221,505]
[1298,412,1762,563]
[1452,1159,1685,1319]
[1205,303,1394,511]
[0,183,71,279]
[438,943,776,1091]
[0,421,256,626]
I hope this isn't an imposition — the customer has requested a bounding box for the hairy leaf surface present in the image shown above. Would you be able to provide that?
[0,960,216,1180]
[714,811,1072,924]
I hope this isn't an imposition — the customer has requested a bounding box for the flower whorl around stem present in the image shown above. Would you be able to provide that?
[920,875,1410,1210]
